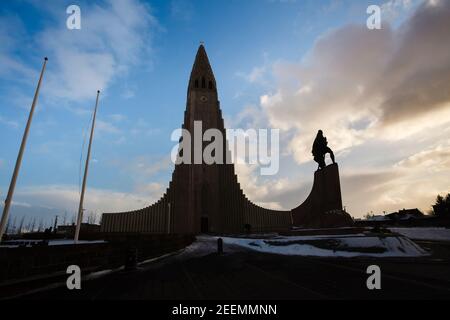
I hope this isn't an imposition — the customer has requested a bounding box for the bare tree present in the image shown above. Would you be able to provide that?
[30,218,36,233]
[12,216,17,234]
[25,219,31,233]
[37,218,43,232]
[87,211,97,224]
[18,216,25,235]
[5,216,11,234]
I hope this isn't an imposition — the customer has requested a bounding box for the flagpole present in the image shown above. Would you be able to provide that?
[74,90,100,242]
[0,57,48,243]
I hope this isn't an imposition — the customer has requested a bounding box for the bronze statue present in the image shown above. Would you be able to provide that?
[312,130,335,170]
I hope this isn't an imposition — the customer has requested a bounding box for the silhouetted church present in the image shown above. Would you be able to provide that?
[101,45,352,234]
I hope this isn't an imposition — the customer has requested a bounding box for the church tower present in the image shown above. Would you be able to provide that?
[183,44,229,233]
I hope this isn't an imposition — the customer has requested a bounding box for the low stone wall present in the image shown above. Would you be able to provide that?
[0,233,195,284]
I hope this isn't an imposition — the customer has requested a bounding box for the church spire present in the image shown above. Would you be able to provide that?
[188,44,216,92]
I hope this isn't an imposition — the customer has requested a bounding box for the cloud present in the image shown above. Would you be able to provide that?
[2,0,159,104]
[3,180,167,225]
[260,25,394,163]
[135,182,164,196]
[130,118,162,137]
[236,66,267,84]
[132,156,173,178]
[170,0,194,21]
[321,0,343,14]
[32,140,67,155]
[225,105,268,130]
[0,201,62,228]
[0,15,37,83]
[0,115,19,128]
[235,53,271,86]
[12,184,164,216]
[380,0,422,23]
[121,88,136,99]
[105,154,173,187]
[339,169,406,215]
[233,162,307,210]
[378,1,450,124]
[108,113,127,122]
[96,120,122,135]
[396,142,450,172]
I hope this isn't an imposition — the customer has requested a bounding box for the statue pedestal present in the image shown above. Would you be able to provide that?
[291,163,353,228]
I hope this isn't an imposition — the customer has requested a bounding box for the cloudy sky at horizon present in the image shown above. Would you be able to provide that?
[1,0,449,227]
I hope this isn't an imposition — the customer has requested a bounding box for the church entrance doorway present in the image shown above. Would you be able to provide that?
[201,217,209,233]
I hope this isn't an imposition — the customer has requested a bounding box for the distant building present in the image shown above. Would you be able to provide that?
[366,215,389,222]
[355,208,431,228]
[57,223,100,237]
[385,208,424,221]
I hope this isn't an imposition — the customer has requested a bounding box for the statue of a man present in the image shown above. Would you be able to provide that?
[312,130,335,170]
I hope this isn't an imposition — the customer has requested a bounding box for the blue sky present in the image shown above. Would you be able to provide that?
[1,0,449,227]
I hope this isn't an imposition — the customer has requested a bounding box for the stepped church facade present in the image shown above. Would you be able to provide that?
[100,45,352,234]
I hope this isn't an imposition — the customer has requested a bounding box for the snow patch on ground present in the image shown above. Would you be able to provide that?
[49,240,106,246]
[221,234,428,258]
[390,228,450,241]
[174,235,245,260]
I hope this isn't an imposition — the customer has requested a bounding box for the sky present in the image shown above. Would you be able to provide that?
[0,0,449,227]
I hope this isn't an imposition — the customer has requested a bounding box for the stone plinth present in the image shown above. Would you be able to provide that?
[291,163,353,228]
